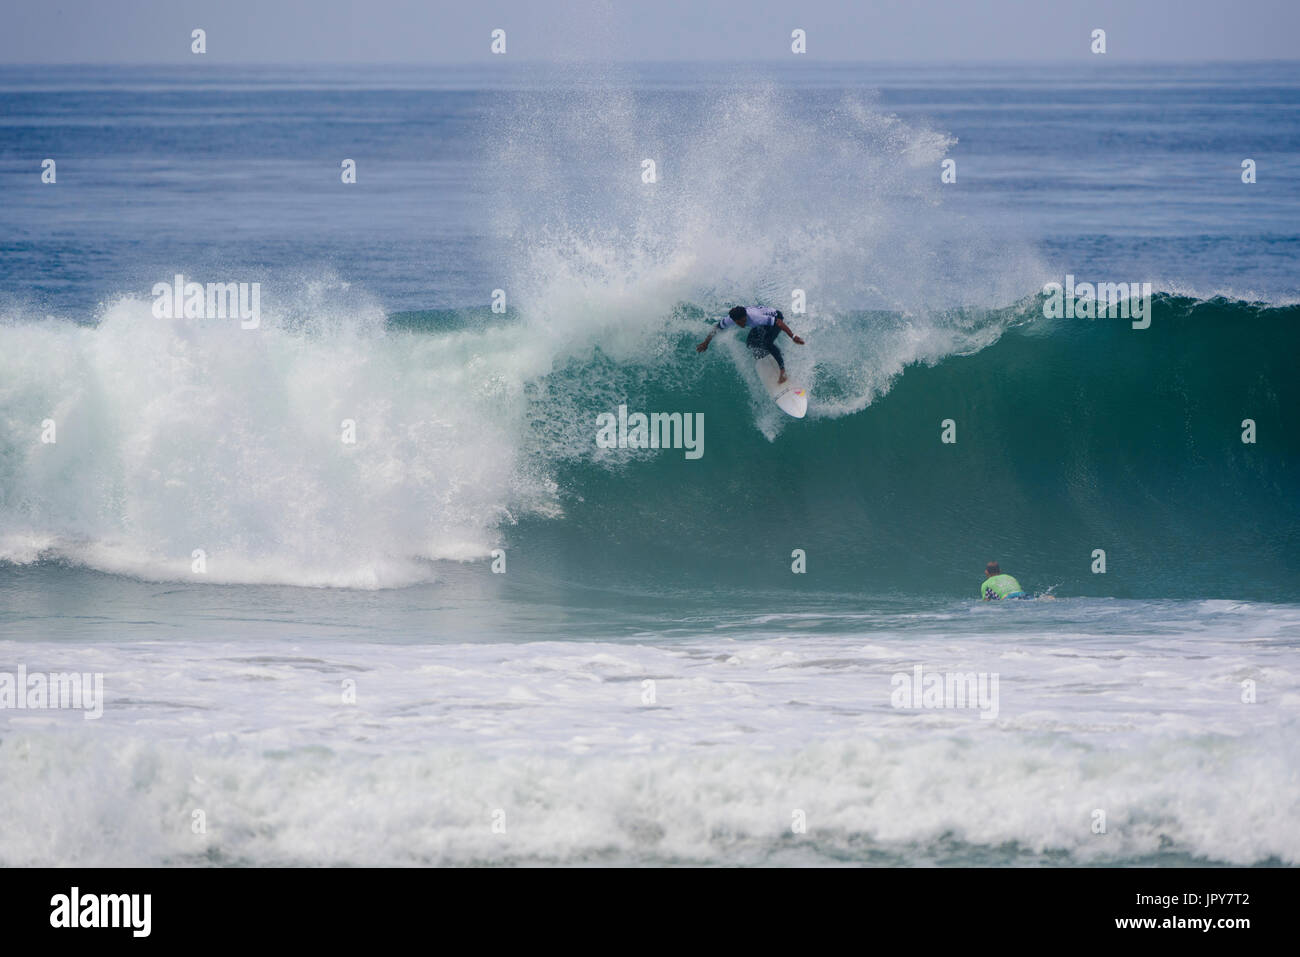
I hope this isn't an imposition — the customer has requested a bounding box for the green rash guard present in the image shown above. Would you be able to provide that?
[981,574,1024,601]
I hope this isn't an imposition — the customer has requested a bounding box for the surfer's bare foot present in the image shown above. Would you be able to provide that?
[777,372,788,384]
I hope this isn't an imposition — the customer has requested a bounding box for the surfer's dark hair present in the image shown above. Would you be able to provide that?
[728,306,747,321]
[986,561,1000,576]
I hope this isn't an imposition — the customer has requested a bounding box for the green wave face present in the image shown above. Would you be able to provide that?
[510,296,1300,601]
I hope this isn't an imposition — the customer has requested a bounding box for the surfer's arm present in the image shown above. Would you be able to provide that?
[774,317,805,345]
[696,329,716,352]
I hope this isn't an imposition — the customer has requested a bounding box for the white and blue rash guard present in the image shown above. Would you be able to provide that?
[715,306,781,332]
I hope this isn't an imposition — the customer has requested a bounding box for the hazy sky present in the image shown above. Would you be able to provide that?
[3,0,1297,63]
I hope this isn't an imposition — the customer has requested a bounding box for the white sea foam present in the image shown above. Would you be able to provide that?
[0,287,560,587]
[1,612,1295,866]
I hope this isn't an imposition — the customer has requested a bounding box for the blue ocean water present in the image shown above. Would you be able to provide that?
[3,62,1299,313]
[0,62,1297,866]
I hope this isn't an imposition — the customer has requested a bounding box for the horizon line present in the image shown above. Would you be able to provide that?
[3,57,1299,67]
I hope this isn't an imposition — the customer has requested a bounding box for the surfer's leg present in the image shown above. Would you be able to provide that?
[765,326,786,377]
[748,326,788,381]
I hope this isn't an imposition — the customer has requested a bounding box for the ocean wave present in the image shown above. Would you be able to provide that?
[1,292,1297,596]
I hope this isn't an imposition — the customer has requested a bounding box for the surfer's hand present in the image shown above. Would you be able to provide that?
[792,335,805,345]
[696,341,709,352]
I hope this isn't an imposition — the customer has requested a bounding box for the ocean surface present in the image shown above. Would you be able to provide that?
[1,62,1298,866]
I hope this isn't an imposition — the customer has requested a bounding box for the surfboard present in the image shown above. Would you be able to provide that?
[755,355,808,418]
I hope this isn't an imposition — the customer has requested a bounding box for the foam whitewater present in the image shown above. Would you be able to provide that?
[1,601,1297,866]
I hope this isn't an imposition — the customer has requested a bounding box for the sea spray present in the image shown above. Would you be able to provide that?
[482,74,1048,441]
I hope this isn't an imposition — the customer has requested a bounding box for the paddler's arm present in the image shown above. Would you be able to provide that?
[774,316,805,345]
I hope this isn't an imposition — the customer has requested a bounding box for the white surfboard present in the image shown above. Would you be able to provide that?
[755,355,808,418]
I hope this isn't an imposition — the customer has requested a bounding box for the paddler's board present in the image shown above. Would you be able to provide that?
[755,354,808,418]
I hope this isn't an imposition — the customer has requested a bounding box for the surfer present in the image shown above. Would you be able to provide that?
[696,306,805,384]
[981,562,1027,600]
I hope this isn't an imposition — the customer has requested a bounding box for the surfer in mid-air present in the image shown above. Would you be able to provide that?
[696,306,805,384]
